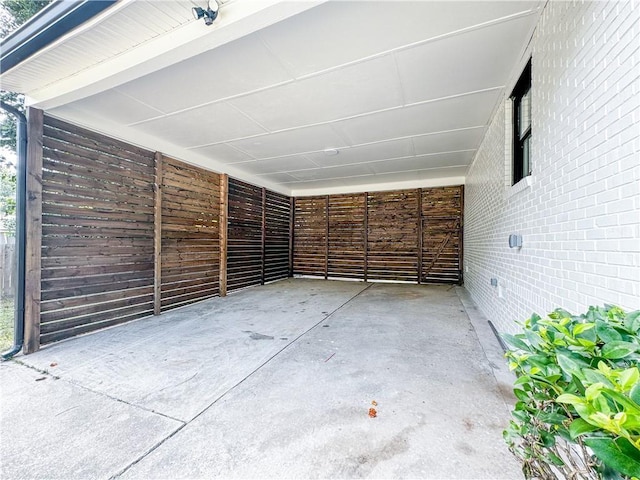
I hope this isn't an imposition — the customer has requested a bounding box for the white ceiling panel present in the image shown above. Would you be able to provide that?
[411,127,486,155]
[117,35,294,114]
[228,54,403,131]
[228,124,348,159]
[334,89,501,146]
[396,15,537,104]
[133,102,267,147]
[236,156,320,175]
[306,138,415,167]
[255,172,301,183]
[65,89,165,125]
[189,143,256,164]
[259,1,538,77]
[367,151,475,174]
[290,164,375,181]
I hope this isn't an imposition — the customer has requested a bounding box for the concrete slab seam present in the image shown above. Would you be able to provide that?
[10,358,187,424]
[110,282,375,479]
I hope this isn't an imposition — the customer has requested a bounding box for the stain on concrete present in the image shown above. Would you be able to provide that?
[243,331,274,341]
[462,417,475,431]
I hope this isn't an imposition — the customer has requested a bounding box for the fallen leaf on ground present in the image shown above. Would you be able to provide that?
[50,362,58,367]
[368,408,377,418]
[371,400,377,406]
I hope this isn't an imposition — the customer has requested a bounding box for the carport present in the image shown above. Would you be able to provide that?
[0,1,544,478]
[3,279,519,478]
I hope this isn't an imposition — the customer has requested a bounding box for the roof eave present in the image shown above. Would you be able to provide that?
[0,0,117,75]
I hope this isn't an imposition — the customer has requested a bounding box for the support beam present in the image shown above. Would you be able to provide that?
[417,188,423,285]
[153,152,163,315]
[261,187,266,285]
[363,192,368,282]
[219,174,228,297]
[459,185,465,286]
[24,108,43,354]
[289,197,295,277]
[325,195,329,280]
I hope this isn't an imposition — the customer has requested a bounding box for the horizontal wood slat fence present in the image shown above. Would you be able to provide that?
[227,178,292,292]
[41,116,156,344]
[34,115,291,348]
[293,186,463,284]
[159,156,221,311]
[26,110,461,352]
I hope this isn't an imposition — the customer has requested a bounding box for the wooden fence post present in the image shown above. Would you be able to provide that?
[325,195,329,280]
[289,197,295,277]
[363,192,368,282]
[219,174,228,296]
[261,187,266,285]
[153,152,163,315]
[417,188,423,285]
[24,108,43,354]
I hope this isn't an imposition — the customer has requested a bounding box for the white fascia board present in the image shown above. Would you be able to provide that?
[28,0,326,110]
[291,176,467,197]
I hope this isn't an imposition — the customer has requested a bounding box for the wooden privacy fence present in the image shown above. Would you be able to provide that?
[24,109,462,352]
[26,114,291,349]
[293,186,463,284]
[226,178,291,292]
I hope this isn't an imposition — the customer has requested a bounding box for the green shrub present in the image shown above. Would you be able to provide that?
[502,305,640,479]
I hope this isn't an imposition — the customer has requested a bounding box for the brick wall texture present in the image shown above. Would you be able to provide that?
[464,0,640,333]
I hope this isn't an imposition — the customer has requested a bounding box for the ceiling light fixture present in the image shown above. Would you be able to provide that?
[323,148,339,156]
[192,0,219,26]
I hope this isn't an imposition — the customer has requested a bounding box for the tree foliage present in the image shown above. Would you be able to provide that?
[0,0,52,231]
[1,0,52,38]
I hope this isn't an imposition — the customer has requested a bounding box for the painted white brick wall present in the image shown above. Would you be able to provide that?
[464,0,640,333]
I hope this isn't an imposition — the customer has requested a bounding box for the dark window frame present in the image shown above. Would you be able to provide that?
[511,59,532,185]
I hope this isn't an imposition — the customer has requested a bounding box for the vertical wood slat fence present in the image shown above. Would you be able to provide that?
[293,186,463,284]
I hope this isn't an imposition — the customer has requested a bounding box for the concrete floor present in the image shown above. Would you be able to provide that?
[1,279,522,479]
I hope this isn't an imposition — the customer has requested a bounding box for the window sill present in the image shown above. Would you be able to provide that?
[506,175,532,198]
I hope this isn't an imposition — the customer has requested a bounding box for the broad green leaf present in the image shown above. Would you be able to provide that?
[602,341,639,359]
[545,451,565,466]
[502,333,530,352]
[583,368,614,387]
[569,418,598,439]
[538,411,569,425]
[618,368,639,391]
[585,382,605,402]
[513,388,529,402]
[584,436,640,478]
[630,384,640,406]
[540,430,556,448]
[557,393,584,405]
[557,351,589,379]
[597,321,623,343]
[573,323,595,336]
[623,310,640,333]
[601,388,640,415]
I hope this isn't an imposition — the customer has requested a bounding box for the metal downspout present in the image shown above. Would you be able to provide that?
[1,102,27,360]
